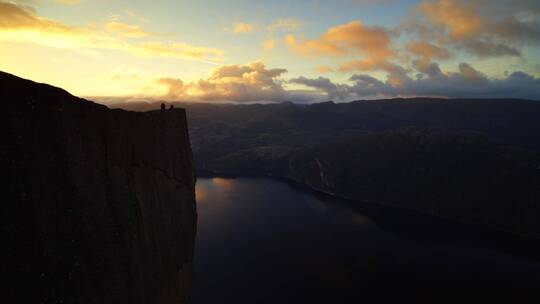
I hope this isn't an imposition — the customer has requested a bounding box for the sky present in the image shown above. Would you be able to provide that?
[1,0,540,103]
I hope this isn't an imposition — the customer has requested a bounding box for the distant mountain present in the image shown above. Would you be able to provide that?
[118,98,540,151]
[118,99,540,238]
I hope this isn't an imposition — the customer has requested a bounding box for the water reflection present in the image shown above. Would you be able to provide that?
[193,177,540,304]
[194,184,207,202]
[210,177,234,189]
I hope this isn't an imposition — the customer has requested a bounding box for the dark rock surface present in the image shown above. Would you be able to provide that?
[2,71,197,304]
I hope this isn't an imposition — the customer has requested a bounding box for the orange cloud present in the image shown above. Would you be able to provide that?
[285,21,394,61]
[129,42,223,61]
[285,34,341,56]
[55,0,82,5]
[156,78,185,97]
[285,20,408,86]
[155,61,289,102]
[0,1,71,31]
[285,20,398,80]
[233,22,256,34]
[406,41,450,74]
[410,1,538,58]
[0,2,225,63]
[417,0,484,40]
[105,20,149,38]
[338,59,386,72]
[263,38,275,50]
[458,62,487,83]
[406,41,450,60]
[315,66,334,74]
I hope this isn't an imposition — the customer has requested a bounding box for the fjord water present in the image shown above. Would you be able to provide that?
[192,178,540,303]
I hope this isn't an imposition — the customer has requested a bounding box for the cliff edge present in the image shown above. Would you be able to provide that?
[2,71,197,304]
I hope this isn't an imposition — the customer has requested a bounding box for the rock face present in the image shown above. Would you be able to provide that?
[2,71,197,304]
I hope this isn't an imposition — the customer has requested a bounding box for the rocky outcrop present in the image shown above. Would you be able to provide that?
[2,71,197,304]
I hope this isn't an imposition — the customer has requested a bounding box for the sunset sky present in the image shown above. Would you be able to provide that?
[1,0,539,102]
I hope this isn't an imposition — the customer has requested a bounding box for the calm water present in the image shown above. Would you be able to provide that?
[192,177,540,303]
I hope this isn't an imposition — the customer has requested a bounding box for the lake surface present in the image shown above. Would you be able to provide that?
[192,177,540,303]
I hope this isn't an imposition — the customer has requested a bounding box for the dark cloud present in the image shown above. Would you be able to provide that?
[492,17,540,43]
[462,40,521,57]
[412,59,442,77]
[292,62,540,101]
[404,0,540,59]
[289,76,349,100]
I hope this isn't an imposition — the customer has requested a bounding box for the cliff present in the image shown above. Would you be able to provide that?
[2,71,197,304]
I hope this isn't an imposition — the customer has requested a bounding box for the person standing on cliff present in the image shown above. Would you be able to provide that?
[161,103,166,111]
[169,105,174,110]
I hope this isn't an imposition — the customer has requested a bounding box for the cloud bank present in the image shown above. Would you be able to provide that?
[155,61,290,102]
[404,0,540,58]
[291,62,540,101]
[150,60,540,102]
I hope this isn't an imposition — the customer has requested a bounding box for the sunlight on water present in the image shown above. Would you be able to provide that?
[193,177,540,304]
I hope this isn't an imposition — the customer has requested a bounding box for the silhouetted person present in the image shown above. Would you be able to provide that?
[169,105,174,110]
[161,103,166,111]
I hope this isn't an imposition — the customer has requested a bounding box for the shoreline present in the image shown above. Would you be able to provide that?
[196,172,540,260]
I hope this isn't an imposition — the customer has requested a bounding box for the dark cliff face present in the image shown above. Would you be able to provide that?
[2,71,197,304]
